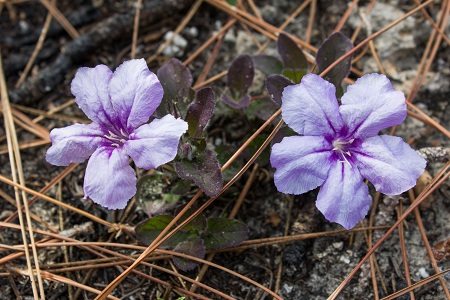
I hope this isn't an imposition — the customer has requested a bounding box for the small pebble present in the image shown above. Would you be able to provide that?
[418,267,430,278]
[162,31,188,56]
[332,241,344,251]
[340,255,350,264]
[283,283,293,293]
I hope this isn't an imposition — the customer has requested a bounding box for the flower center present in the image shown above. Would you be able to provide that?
[104,129,128,147]
[332,138,354,166]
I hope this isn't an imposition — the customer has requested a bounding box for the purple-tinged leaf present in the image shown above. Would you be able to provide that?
[172,239,205,271]
[252,55,283,75]
[316,32,354,88]
[178,138,207,161]
[221,93,251,109]
[277,33,307,71]
[174,205,207,233]
[171,179,192,195]
[175,149,223,197]
[228,54,254,97]
[265,74,294,106]
[156,58,193,117]
[135,215,187,248]
[222,54,254,109]
[185,87,215,138]
[136,173,180,216]
[202,218,248,250]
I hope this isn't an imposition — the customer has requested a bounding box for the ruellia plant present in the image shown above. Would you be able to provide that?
[135,205,248,271]
[4,0,450,299]
[45,30,425,266]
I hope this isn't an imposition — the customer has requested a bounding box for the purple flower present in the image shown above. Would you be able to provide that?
[270,74,426,229]
[46,59,188,209]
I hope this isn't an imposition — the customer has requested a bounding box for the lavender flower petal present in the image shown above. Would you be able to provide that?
[84,147,137,209]
[71,65,117,128]
[46,123,106,166]
[124,115,188,170]
[271,136,332,194]
[109,59,163,130]
[316,163,371,230]
[354,135,426,195]
[282,74,344,136]
[340,74,406,138]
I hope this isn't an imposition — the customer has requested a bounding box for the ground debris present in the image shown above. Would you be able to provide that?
[8,0,194,105]
[417,147,450,163]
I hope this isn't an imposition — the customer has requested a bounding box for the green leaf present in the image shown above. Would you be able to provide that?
[202,218,248,250]
[185,87,215,138]
[215,144,243,182]
[136,173,180,216]
[282,68,307,84]
[246,134,271,166]
[245,98,279,122]
[174,205,207,233]
[156,58,193,117]
[172,238,206,271]
[252,55,283,75]
[316,32,354,89]
[226,0,237,6]
[135,215,187,248]
[175,149,223,197]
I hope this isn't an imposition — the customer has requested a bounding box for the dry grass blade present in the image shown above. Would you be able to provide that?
[0,139,49,154]
[220,226,389,251]
[130,0,143,59]
[6,107,49,140]
[397,202,415,300]
[38,0,79,39]
[0,174,114,228]
[407,102,450,138]
[15,0,54,88]
[1,163,77,227]
[380,267,450,300]
[39,271,120,300]
[184,18,237,66]
[0,49,45,299]
[1,221,259,300]
[255,0,312,54]
[0,189,58,232]
[409,189,450,298]
[318,0,437,79]
[328,162,450,299]
[334,0,359,32]
[407,0,449,103]
[146,0,204,64]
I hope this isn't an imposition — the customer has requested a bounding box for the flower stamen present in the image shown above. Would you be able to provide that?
[104,130,128,146]
[332,138,354,167]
